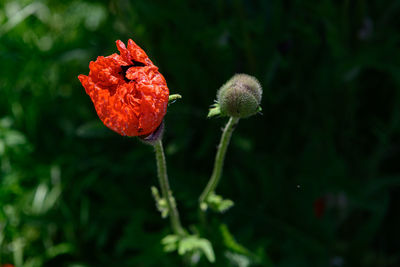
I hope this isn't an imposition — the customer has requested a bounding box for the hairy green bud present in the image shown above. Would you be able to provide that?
[217,74,262,118]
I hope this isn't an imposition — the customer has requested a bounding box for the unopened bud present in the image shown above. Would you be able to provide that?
[217,74,262,118]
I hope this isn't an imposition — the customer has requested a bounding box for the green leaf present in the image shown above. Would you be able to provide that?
[161,235,179,252]
[220,224,266,265]
[220,224,251,256]
[151,186,168,218]
[178,236,215,263]
[4,130,26,146]
[45,243,73,259]
[161,234,179,245]
[207,103,221,118]
[200,202,208,211]
[225,251,251,267]
[207,192,234,213]
[196,238,215,263]
[162,234,215,263]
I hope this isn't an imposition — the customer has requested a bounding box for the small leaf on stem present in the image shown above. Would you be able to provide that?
[151,186,169,218]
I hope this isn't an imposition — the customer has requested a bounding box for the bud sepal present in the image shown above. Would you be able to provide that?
[207,103,222,118]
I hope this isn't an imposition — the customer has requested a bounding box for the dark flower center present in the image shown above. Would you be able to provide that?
[120,59,146,82]
[131,59,146,67]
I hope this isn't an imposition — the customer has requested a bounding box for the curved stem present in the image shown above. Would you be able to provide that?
[199,117,239,205]
[154,139,185,236]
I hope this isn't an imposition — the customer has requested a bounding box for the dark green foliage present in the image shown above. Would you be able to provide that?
[1,0,400,266]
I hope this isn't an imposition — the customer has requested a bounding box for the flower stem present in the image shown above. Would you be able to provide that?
[154,139,186,236]
[199,117,240,206]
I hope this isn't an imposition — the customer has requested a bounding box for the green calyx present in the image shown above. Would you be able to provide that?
[217,74,262,118]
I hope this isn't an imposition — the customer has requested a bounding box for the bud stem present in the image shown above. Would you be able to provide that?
[154,139,186,236]
[199,117,240,207]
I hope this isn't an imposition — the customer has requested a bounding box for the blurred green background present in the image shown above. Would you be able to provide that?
[1,0,400,266]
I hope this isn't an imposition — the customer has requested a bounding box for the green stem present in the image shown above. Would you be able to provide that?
[199,117,240,206]
[154,139,185,236]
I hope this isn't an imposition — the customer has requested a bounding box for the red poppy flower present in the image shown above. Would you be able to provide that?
[78,39,169,136]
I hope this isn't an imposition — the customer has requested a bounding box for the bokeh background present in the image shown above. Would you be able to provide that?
[1,0,400,266]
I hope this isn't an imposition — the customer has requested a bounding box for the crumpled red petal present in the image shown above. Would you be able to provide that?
[78,39,169,136]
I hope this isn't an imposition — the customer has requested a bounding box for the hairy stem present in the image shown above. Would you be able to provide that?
[199,117,239,206]
[154,139,185,236]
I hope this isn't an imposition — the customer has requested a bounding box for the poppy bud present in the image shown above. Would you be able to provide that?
[217,74,262,118]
